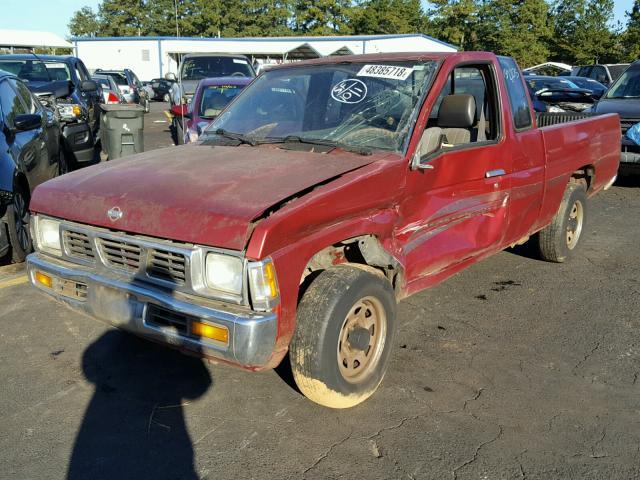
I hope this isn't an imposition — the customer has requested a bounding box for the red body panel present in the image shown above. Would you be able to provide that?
[29,51,621,369]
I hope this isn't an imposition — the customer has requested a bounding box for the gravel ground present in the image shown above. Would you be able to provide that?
[0,103,638,479]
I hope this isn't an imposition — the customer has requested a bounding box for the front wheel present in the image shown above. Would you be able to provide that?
[6,185,32,263]
[537,183,588,262]
[289,266,396,408]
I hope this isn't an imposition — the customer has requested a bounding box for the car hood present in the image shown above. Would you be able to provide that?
[30,144,378,251]
[594,98,640,118]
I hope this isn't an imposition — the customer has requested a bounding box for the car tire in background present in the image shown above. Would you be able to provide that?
[163,93,170,102]
[144,98,150,113]
[289,265,397,408]
[57,147,69,176]
[537,183,588,263]
[175,121,185,145]
[6,184,32,263]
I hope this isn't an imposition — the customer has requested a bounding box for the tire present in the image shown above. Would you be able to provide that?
[163,93,170,102]
[6,184,32,263]
[175,121,185,145]
[290,265,397,408]
[537,183,588,263]
[144,98,150,113]
[57,147,69,176]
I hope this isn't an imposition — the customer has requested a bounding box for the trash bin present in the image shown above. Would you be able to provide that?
[100,104,145,160]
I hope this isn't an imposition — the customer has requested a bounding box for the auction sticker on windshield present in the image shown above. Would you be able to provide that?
[357,64,414,80]
[331,79,367,104]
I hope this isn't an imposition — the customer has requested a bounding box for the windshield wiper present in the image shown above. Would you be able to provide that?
[259,135,372,156]
[210,128,257,146]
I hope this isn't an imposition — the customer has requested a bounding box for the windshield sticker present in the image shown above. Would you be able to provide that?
[331,79,368,104]
[233,59,248,64]
[357,64,414,80]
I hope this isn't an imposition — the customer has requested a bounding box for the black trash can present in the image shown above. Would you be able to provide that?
[100,104,145,160]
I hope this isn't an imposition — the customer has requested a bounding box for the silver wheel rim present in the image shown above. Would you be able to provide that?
[337,296,387,384]
[566,199,584,250]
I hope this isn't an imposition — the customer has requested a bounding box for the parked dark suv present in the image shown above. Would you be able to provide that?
[0,71,62,262]
[591,61,640,174]
[0,55,101,169]
[95,69,150,112]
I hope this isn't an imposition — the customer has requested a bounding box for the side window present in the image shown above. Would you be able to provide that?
[590,66,607,84]
[498,56,532,131]
[0,79,28,128]
[421,63,499,156]
[11,79,37,114]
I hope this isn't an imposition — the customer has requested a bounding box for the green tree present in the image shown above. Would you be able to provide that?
[477,0,551,67]
[621,0,640,61]
[550,0,619,64]
[97,0,147,37]
[350,0,425,35]
[68,6,101,37]
[426,0,479,51]
[293,0,353,35]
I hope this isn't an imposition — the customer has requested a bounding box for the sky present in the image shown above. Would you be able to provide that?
[0,0,635,39]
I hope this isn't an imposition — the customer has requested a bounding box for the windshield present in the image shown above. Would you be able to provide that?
[606,67,640,99]
[0,59,71,82]
[93,76,113,90]
[526,78,580,92]
[199,84,245,118]
[181,57,254,81]
[207,61,439,153]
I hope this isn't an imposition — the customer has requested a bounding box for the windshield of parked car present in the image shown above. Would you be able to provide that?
[199,84,245,118]
[526,77,580,93]
[605,67,640,99]
[0,60,71,82]
[181,57,254,81]
[206,61,439,153]
[93,76,114,91]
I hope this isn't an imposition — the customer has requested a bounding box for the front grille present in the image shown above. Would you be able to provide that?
[620,118,640,135]
[146,304,191,334]
[97,238,142,272]
[63,231,95,262]
[148,249,187,284]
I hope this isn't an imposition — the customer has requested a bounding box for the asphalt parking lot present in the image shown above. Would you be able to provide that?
[1,102,639,479]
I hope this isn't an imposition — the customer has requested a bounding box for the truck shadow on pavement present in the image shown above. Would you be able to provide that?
[67,330,212,480]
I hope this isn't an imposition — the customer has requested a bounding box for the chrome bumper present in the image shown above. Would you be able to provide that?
[26,253,277,368]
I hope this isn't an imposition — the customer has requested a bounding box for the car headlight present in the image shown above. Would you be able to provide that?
[57,104,83,121]
[248,258,279,310]
[35,216,62,255]
[205,253,244,295]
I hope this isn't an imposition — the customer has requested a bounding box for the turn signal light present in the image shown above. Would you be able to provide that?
[191,321,229,344]
[72,105,82,117]
[35,271,52,288]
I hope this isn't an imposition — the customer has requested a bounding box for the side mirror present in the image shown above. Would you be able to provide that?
[80,80,98,92]
[165,72,177,81]
[14,114,42,131]
[170,104,190,118]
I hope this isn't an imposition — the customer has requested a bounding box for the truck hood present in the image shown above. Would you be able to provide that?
[30,144,377,251]
[594,98,640,118]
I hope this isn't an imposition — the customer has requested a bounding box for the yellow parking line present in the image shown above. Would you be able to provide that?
[0,275,29,289]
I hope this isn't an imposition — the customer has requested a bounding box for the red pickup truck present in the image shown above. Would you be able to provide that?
[26,52,620,408]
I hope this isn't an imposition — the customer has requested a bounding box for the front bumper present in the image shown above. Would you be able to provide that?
[62,122,95,163]
[27,253,278,368]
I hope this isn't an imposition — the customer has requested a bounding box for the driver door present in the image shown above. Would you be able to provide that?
[395,62,512,292]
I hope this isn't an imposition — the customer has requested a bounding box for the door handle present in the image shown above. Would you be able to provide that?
[485,169,506,178]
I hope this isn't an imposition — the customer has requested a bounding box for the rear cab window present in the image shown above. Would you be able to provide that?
[498,56,533,131]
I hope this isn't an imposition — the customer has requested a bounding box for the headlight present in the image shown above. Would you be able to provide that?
[57,104,83,121]
[35,216,62,255]
[205,253,243,294]
[248,258,279,311]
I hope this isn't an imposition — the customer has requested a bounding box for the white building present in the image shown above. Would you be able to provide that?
[73,34,457,80]
[0,29,73,53]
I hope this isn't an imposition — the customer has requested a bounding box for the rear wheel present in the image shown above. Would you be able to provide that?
[163,93,170,102]
[7,184,32,263]
[290,266,396,408]
[537,183,588,262]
